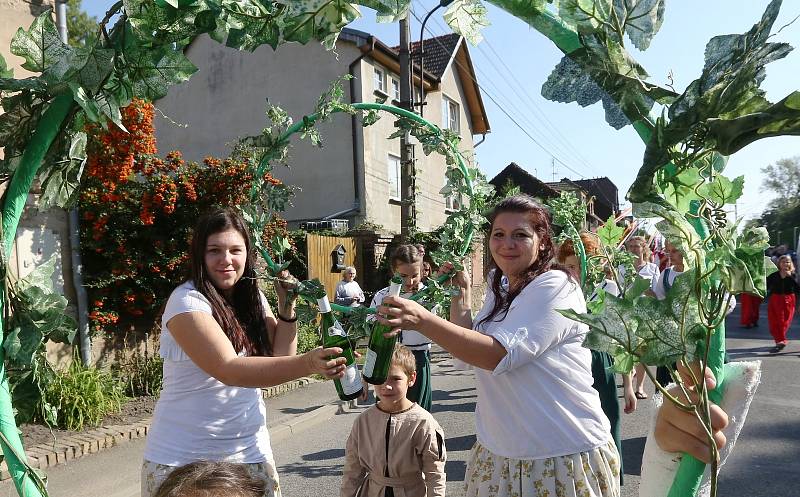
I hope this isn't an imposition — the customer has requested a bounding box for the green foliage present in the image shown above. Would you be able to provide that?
[760,156,800,202]
[66,0,99,47]
[3,257,77,369]
[112,344,164,397]
[43,360,126,431]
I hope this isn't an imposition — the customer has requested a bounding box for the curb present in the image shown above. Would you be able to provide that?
[0,376,330,481]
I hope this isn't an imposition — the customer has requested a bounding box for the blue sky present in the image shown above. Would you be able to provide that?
[80,0,800,222]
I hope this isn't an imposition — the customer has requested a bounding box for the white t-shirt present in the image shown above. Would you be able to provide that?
[144,281,273,466]
[371,285,431,351]
[472,270,611,459]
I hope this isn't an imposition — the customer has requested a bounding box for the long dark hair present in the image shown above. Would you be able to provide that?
[477,195,568,327]
[191,208,271,356]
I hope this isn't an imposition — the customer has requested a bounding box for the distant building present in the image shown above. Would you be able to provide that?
[489,162,559,202]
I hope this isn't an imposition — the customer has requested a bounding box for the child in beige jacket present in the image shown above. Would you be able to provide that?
[341,344,446,497]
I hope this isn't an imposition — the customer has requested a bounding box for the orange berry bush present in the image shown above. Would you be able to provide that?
[81,98,290,334]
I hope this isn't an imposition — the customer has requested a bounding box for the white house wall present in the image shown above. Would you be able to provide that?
[360,55,478,233]
[154,35,361,224]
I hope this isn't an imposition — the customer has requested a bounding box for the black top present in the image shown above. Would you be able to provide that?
[766,272,800,296]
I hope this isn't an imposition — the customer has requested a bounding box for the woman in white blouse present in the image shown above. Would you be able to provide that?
[377,195,728,496]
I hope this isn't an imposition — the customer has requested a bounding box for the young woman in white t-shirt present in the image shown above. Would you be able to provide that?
[376,195,730,496]
[141,208,347,497]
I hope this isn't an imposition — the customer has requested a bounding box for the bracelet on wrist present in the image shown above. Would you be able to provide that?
[276,312,298,323]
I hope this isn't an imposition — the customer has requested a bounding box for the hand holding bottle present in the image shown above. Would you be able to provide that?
[303,347,347,379]
[437,261,471,291]
[376,296,432,337]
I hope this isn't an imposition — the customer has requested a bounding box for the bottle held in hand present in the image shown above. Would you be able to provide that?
[362,274,403,385]
[318,295,364,401]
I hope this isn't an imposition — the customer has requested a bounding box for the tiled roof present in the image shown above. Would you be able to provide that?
[489,163,559,199]
[394,33,462,79]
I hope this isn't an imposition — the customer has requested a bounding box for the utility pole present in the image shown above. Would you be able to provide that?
[399,13,416,240]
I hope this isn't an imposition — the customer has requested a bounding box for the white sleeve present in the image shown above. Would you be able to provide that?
[652,272,667,300]
[488,273,584,375]
[163,283,213,324]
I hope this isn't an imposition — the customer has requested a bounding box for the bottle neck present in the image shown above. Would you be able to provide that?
[317,296,331,313]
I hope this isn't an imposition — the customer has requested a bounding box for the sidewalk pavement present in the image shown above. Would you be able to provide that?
[0,376,347,482]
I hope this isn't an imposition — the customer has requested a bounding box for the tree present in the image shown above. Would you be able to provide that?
[66,0,97,47]
[760,156,800,204]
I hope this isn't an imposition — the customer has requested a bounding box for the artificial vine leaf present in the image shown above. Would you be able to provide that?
[659,166,701,214]
[40,132,86,209]
[563,293,643,363]
[697,174,744,206]
[124,41,198,101]
[613,0,665,51]
[10,9,71,74]
[596,215,624,247]
[356,0,408,22]
[635,201,704,269]
[443,0,490,45]
[220,0,282,50]
[0,53,13,78]
[3,326,43,368]
[282,0,362,49]
[125,0,217,44]
[72,43,115,94]
[632,0,795,201]
[558,0,611,34]
[541,39,676,130]
[704,91,800,156]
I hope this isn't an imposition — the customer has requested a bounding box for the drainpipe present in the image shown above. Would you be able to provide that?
[347,39,374,226]
[55,1,92,365]
[474,133,487,147]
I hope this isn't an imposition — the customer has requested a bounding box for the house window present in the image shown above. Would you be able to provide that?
[388,154,401,199]
[442,96,460,133]
[374,67,386,93]
[391,77,400,101]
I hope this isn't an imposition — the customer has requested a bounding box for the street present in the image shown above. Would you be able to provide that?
[1,306,799,496]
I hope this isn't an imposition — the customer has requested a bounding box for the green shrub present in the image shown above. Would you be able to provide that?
[113,350,163,397]
[44,360,127,431]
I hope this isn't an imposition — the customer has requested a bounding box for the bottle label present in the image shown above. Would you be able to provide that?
[388,281,403,297]
[328,321,346,338]
[317,296,331,313]
[362,349,378,377]
[340,364,362,395]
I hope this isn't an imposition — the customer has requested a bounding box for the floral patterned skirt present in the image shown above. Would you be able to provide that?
[464,440,620,497]
[141,459,281,497]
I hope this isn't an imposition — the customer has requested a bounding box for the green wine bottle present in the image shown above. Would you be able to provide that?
[362,274,404,385]
[318,295,363,401]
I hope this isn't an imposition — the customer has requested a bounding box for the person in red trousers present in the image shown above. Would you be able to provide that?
[767,255,800,353]
[740,293,763,328]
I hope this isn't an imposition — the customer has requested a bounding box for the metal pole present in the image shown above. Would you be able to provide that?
[794,226,798,250]
[55,0,93,365]
[399,14,415,239]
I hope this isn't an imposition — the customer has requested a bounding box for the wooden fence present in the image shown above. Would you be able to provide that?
[305,234,361,301]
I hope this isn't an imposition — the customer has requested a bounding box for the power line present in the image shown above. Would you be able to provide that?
[408,7,590,181]
[417,5,620,210]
